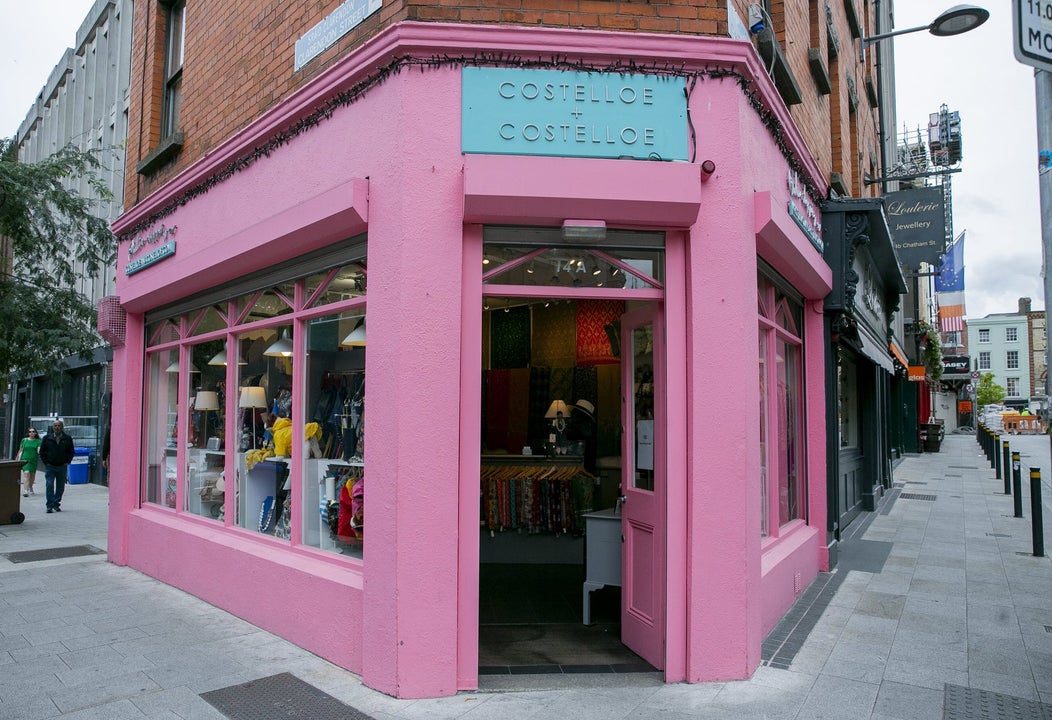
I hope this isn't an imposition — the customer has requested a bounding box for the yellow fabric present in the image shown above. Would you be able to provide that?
[245,447,274,470]
[304,422,322,440]
[273,417,293,456]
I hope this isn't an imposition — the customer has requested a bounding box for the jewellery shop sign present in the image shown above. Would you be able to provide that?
[462,67,687,161]
[125,224,177,276]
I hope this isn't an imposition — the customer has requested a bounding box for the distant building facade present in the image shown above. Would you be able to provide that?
[7,0,132,475]
[968,299,1033,408]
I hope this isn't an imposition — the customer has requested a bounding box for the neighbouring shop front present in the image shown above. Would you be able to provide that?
[106,24,832,698]
[821,199,907,552]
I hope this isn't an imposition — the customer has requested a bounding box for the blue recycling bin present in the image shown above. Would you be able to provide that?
[68,447,91,484]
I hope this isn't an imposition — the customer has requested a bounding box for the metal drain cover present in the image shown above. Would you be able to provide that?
[900,493,937,501]
[201,672,375,720]
[1,545,105,563]
[943,683,1052,720]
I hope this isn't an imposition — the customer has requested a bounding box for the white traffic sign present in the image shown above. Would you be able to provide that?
[971,371,981,379]
[966,383,974,393]
[1014,1,1052,72]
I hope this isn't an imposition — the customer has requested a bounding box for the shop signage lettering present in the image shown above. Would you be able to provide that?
[942,355,971,374]
[860,271,884,322]
[907,365,927,382]
[125,241,176,276]
[127,223,177,258]
[294,0,382,71]
[787,170,822,252]
[885,187,946,268]
[462,68,687,161]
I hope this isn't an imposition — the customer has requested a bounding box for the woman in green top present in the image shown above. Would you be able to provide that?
[17,427,42,497]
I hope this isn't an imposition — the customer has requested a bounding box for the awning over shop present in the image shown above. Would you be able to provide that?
[858,326,894,373]
[889,341,908,368]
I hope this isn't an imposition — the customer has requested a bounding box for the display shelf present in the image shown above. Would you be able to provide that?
[240,456,288,534]
[304,458,363,551]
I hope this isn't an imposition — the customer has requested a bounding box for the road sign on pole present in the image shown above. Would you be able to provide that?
[1014,1,1052,72]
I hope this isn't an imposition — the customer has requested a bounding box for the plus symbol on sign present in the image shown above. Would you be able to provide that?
[570,107,583,119]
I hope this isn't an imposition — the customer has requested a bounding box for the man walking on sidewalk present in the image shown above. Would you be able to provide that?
[40,420,74,513]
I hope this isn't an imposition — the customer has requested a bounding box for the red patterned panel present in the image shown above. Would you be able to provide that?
[576,300,624,366]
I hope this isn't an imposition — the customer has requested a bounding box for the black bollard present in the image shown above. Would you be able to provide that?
[1012,451,1023,518]
[995,435,1002,479]
[1003,440,1012,495]
[990,430,998,469]
[1030,468,1045,557]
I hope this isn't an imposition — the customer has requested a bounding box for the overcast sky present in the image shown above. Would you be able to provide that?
[0,1,1045,320]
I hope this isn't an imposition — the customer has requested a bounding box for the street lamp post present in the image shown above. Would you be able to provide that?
[863,5,990,46]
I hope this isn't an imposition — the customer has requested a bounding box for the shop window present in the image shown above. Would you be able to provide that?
[139,254,367,561]
[482,227,665,290]
[301,310,366,557]
[189,305,228,337]
[305,265,366,308]
[837,354,858,450]
[144,349,180,508]
[238,284,296,323]
[758,271,806,538]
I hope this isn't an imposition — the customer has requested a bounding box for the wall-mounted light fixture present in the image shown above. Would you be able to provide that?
[561,219,606,242]
[700,159,716,182]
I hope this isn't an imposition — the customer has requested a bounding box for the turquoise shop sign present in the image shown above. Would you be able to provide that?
[462,68,687,161]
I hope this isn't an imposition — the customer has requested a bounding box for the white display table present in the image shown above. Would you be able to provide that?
[581,506,621,625]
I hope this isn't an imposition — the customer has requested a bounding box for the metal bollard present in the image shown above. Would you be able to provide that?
[1003,440,1012,495]
[1030,468,1045,557]
[1012,451,1023,518]
[995,435,1002,479]
[990,430,998,469]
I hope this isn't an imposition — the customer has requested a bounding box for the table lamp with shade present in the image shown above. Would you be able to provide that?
[194,390,220,448]
[544,399,570,454]
[238,386,267,449]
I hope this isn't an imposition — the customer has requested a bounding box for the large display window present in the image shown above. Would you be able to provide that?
[758,269,806,538]
[142,242,367,560]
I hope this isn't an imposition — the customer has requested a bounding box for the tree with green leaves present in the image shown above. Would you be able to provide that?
[975,372,1006,409]
[0,138,118,383]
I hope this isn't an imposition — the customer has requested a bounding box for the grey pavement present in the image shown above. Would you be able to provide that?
[2,433,1052,719]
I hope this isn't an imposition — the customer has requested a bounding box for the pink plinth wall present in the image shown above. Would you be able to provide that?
[110,22,832,698]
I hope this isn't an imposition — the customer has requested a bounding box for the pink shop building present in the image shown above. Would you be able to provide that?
[107,24,832,698]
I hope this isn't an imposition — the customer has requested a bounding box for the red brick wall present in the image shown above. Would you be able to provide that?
[125,0,881,206]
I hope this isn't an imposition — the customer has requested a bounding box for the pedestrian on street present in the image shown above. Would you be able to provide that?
[16,427,42,496]
[39,420,74,513]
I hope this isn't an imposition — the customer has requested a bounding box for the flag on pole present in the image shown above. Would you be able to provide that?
[936,232,965,333]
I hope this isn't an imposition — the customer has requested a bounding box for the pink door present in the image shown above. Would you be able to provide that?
[620,305,665,670]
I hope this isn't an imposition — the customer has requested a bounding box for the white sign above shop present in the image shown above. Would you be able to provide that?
[295,0,383,71]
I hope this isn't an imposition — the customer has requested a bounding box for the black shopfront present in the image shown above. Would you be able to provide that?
[821,199,907,563]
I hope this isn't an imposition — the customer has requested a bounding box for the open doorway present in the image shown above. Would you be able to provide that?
[476,224,668,672]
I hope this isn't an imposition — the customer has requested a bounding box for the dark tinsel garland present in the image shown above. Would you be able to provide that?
[119,53,824,243]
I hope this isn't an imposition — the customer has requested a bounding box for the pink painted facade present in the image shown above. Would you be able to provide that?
[110,23,831,698]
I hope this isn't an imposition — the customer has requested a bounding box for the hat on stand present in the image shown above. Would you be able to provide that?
[572,399,595,420]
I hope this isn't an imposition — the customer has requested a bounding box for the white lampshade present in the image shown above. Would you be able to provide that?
[544,400,570,419]
[194,391,220,411]
[238,386,267,409]
[207,349,247,366]
[341,319,366,347]
[166,361,200,373]
[264,329,294,357]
